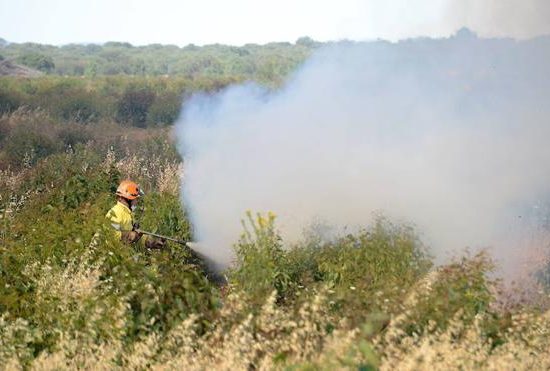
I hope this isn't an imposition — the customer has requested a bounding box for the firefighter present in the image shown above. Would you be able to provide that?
[106,180,166,249]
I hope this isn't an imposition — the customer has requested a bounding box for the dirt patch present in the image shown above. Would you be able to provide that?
[0,59,43,77]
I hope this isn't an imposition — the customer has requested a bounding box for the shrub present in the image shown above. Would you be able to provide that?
[116,86,156,127]
[56,124,92,148]
[3,124,60,167]
[54,89,102,123]
[147,91,182,125]
[0,86,23,115]
[402,252,497,336]
[229,212,432,319]
[230,211,289,304]
[16,53,55,73]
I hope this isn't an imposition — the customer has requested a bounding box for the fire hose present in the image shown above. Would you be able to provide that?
[134,228,226,284]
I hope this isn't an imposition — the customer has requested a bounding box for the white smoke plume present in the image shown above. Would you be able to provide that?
[445,0,550,39]
[176,31,550,273]
[342,0,550,41]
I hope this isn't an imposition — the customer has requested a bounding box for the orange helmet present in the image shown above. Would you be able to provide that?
[116,180,142,200]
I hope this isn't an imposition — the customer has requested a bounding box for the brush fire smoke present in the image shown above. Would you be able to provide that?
[176,30,550,273]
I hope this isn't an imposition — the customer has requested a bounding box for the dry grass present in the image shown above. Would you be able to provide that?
[2,255,550,370]
[113,150,182,196]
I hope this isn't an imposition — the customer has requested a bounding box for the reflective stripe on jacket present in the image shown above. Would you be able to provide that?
[105,201,134,240]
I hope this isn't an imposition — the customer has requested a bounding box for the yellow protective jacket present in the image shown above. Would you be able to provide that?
[105,201,135,240]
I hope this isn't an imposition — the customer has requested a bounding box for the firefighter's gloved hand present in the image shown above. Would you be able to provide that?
[121,231,142,244]
[145,237,166,250]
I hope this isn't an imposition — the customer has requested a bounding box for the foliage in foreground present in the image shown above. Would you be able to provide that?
[2,143,550,369]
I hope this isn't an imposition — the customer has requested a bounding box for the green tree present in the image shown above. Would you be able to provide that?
[84,62,98,78]
[296,36,317,47]
[16,53,55,72]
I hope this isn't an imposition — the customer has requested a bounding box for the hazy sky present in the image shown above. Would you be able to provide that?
[1,0,549,46]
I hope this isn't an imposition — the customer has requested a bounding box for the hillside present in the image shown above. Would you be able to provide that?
[0,59,42,77]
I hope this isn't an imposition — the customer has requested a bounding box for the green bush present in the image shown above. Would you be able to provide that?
[3,125,60,167]
[117,86,156,127]
[404,252,497,335]
[147,91,182,125]
[229,212,432,318]
[54,89,102,123]
[16,53,55,72]
[230,211,289,304]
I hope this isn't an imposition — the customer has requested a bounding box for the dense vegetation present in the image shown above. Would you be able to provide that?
[0,76,244,128]
[2,34,550,368]
[1,108,550,369]
[0,37,320,129]
[0,44,310,127]
[0,37,318,79]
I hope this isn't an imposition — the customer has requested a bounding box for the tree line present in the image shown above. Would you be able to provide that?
[0,37,320,80]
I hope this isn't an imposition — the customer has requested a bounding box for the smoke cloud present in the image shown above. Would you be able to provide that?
[343,0,550,42]
[446,0,550,39]
[177,31,550,273]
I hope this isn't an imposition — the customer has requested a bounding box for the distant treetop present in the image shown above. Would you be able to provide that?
[455,27,478,40]
[296,36,318,47]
